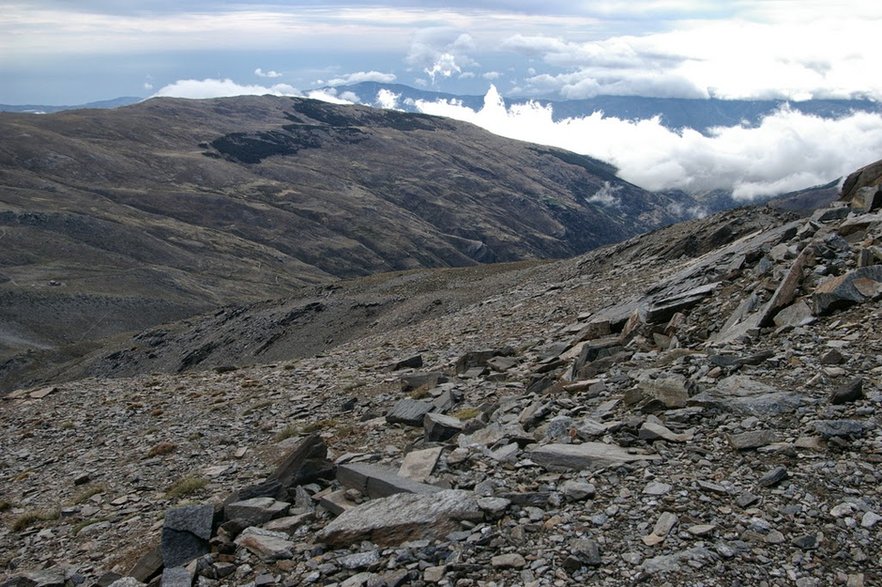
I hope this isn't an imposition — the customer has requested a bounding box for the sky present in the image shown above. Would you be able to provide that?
[3,1,882,198]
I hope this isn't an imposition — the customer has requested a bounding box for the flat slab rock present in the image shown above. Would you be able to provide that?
[317,489,482,547]
[529,442,661,470]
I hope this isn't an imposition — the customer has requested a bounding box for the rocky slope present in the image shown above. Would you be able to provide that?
[1,160,881,586]
[0,96,697,392]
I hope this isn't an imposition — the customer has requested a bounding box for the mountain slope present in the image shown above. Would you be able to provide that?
[0,95,695,389]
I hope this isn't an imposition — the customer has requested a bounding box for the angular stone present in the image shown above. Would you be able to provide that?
[491,553,526,568]
[560,480,596,500]
[688,524,716,536]
[224,497,289,526]
[338,550,380,570]
[162,504,214,568]
[398,447,443,483]
[317,489,481,547]
[562,538,602,570]
[643,482,672,496]
[773,299,814,328]
[758,466,788,488]
[830,378,864,405]
[861,511,881,528]
[424,412,464,442]
[652,512,678,537]
[813,266,882,315]
[639,421,692,443]
[455,349,509,374]
[812,419,869,438]
[317,489,359,516]
[637,374,689,409]
[262,511,314,533]
[234,527,295,560]
[400,372,447,392]
[728,430,779,450]
[691,376,802,416]
[477,497,511,516]
[337,463,441,499]
[423,566,446,583]
[386,398,434,427]
[267,433,331,493]
[159,567,192,587]
[529,442,662,471]
[391,354,423,370]
[758,246,813,327]
[127,547,163,584]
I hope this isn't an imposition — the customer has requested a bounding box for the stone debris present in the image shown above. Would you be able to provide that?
[3,196,882,586]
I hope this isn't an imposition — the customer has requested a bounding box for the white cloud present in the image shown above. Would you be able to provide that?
[153,78,300,99]
[407,29,478,84]
[305,89,355,104]
[412,86,882,200]
[482,71,501,80]
[425,53,462,82]
[376,88,400,109]
[504,14,882,100]
[143,82,153,90]
[254,68,282,78]
[322,71,397,86]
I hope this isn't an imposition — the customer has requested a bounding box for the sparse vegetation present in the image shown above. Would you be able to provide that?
[69,484,106,505]
[72,517,108,536]
[11,508,60,532]
[454,407,481,420]
[273,424,301,442]
[0,499,12,512]
[410,386,431,399]
[165,475,208,499]
[146,442,177,458]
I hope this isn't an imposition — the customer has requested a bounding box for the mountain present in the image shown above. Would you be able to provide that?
[333,81,882,133]
[2,176,880,585]
[0,95,698,391]
[0,96,142,114]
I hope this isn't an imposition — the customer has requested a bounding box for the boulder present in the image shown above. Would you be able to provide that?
[529,442,661,470]
[386,398,434,427]
[813,266,882,315]
[161,504,215,568]
[317,489,481,547]
[224,497,289,526]
[337,462,441,499]
[424,412,464,442]
[234,527,295,560]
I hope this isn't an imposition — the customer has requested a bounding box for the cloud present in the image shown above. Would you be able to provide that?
[376,88,400,109]
[503,15,882,100]
[407,29,478,84]
[321,71,397,86]
[143,82,153,90]
[410,86,882,200]
[254,68,282,78]
[482,71,501,80]
[305,88,355,104]
[153,78,300,99]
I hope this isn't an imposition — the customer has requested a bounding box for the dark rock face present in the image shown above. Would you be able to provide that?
[161,504,215,568]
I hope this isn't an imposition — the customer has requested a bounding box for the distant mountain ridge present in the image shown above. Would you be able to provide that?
[331,82,882,133]
[0,96,141,114]
[0,95,698,390]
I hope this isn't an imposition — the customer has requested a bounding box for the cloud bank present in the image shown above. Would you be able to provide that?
[321,71,397,86]
[412,86,882,200]
[153,78,300,99]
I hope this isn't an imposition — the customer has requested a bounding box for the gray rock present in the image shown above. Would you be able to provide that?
[830,378,864,405]
[560,480,596,500]
[337,462,441,499]
[338,550,380,570]
[773,299,814,328]
[728,429,779,450]
[529,442,661,470]
[391,354,423,370]
[691,376,802,416]
[490,553,526,568]
[224,497,289,526]
[386,398,434,427]
[424,412,464,442]
[643,481,672,496]
[562,538,602,570]
[812,419,869,437]
[758,466,788,487]
[159,567,192,587]
[637,374,689,409]
[639,421,692,442]
[162,504,214,568]
[813,266,882,315]
[398,447,443,482]
[477,497,511,516]
[317,489,481,547]
[234,527,295,560]
[267,433,330,493]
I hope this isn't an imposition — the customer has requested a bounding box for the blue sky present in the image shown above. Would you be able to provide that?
[3,1,881,104]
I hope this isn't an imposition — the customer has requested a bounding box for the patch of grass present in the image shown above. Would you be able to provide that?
[454,407,481,420]
[302,418,339,433]
[11,508,60,532]
[410,386,431,399]
[165,475,208,499]
[273,424,301,442]
[0,500,12,512]
[69,484,106,505]
[60,421,75,430]
[146,442,177,458]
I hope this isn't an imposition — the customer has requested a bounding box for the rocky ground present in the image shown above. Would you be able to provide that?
[1,189,881,586]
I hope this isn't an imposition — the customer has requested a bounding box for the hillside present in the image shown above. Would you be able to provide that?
[1,175,881,585]
[0,96,697,390]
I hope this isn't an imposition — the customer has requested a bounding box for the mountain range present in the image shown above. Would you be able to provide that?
[0,95,702,391]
